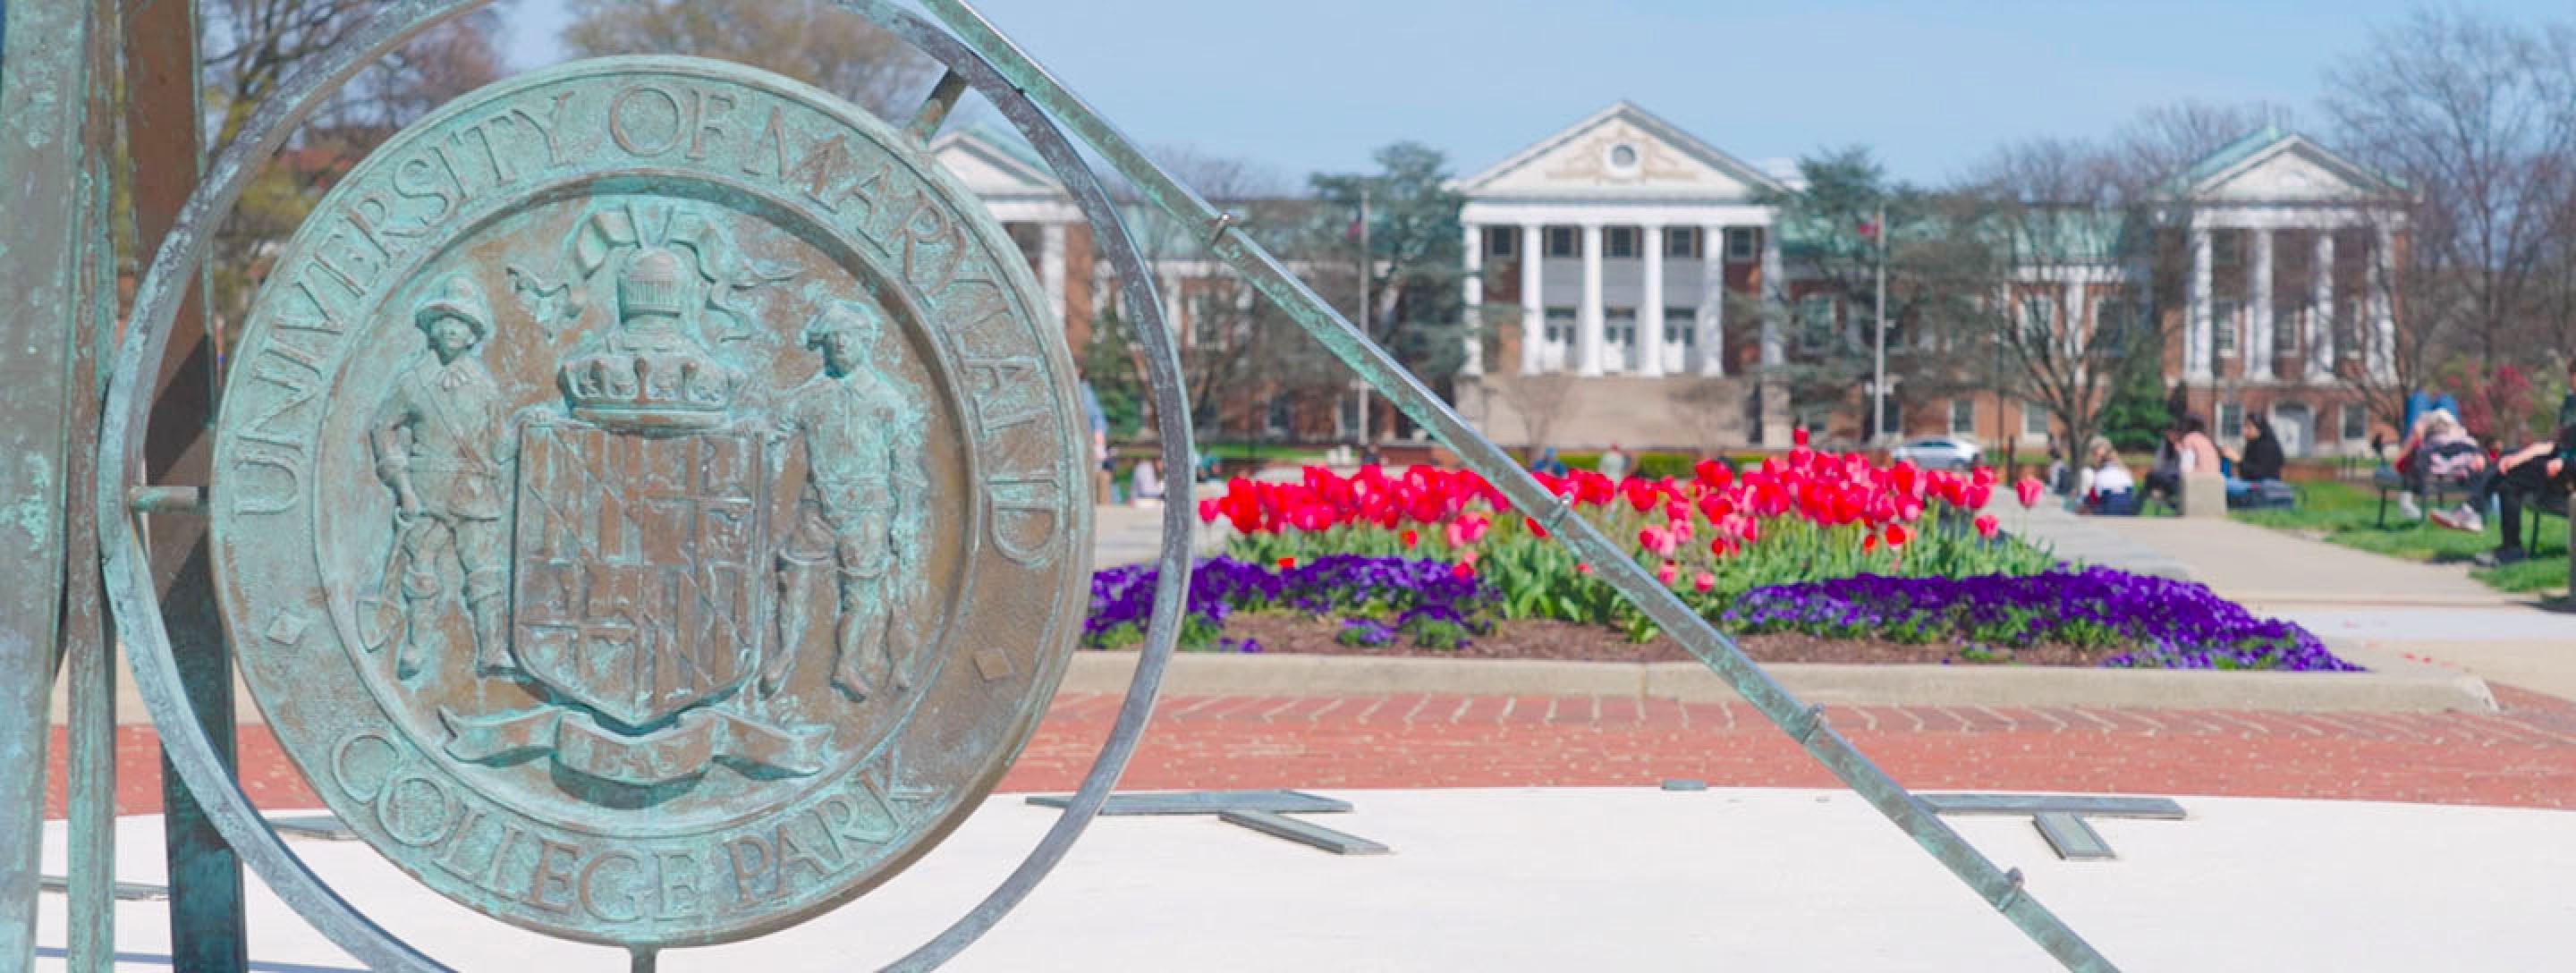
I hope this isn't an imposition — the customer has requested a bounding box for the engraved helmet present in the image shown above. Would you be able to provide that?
[616,246,691,320]
[412,275,491,342]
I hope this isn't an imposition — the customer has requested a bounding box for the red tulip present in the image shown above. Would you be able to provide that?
[1885,522,1911,547]
[1399,529,1419,549]
[1792,427,1810,447]
[2014,476,2043,509]
[1973,513,2000,538]
[1276,556,1297,570]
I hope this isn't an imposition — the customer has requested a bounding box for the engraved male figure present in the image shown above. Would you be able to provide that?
[370,275,513,679]
[766,297,927,702]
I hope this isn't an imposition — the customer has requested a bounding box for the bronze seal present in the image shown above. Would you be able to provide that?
[208,55,1089,948]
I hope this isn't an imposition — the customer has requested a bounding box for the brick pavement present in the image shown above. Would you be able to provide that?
[46,686,2576,818]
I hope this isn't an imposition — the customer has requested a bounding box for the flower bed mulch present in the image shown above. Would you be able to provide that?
[1216,613,2129,666]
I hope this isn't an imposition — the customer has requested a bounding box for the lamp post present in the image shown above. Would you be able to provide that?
[1870,202,1890,444]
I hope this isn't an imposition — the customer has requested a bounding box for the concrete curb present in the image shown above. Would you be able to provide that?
[1065,651,2498,713]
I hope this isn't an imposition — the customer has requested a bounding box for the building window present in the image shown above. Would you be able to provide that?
[1665,308,1697,345]
[2022,402,2050,438]
[2091,298,2125,349]
[1606,309,1637,349]
[1949,398,1977,436]
[2335,295,2362,358]
[1665,227,1699,258]
[1546,226,1578,258]
[1542,307,1575,343]
[1267,396,1292,437]
[1605,226,1639,258]
[1725,227,1757,262]
[2020,296,2055,344]
[2275,300,2300,356]
[1797,294,1835,327]
[2342,403,2368,440]
[2213,300,2240,358]
[1484,226,1516,258]
[2217,402,2243,438]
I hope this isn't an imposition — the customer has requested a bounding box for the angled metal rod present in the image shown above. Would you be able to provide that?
[918,3,2118,969]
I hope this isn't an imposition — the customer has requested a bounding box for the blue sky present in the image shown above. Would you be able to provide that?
[502,0,2567,185]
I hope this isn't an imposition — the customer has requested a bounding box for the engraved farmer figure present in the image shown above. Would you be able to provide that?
[370,275,513,680]
[766,296,928,702]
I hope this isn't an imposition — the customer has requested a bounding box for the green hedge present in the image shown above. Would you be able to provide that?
[1555,451,1762,479]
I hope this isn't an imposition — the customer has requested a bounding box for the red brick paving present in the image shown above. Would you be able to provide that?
[44,686,2576,819]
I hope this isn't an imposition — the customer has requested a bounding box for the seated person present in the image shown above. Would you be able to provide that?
[2445,363,2576,563]
[2233,414,2285,483]
[2141,430,2182,509]
[2080,437,2136,513]
[1129,458,1165,505]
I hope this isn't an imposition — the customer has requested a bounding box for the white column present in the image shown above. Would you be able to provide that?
[1758,224,1784,367]
[1519,224,1544,375]
[2061,279,2086,361]
[2249,229,2275,379]
[2308,231,2334,380]
[2368,222,2395,381]
[2187,227,2214,380]
[1639,224,1666,377]
[1699,224,1725,377]
[1461,223,1484,377]
[1577,222,1606,377]
[1159,269,1186,343]
[1039,222,1069,328]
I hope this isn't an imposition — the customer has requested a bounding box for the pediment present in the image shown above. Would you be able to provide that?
[2196,139,2399,202]
[1460,103,1779,199]
[930,131,1064,199]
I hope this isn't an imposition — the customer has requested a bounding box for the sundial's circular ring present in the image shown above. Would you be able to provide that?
[94,0,1196,967]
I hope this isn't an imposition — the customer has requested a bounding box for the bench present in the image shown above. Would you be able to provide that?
[2373,467,2475,528]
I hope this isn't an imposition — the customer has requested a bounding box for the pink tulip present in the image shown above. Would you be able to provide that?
[1655,561,1679,585]
[2014,476,2044,509]
[1692,571,1716,593]
[1973,513,2000,538]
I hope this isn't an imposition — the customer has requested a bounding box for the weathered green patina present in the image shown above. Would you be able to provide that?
[208,56,1090,950]
[0,2,117,969]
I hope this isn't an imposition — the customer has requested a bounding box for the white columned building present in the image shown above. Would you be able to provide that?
[1452,102,1788,448]
[932,131,1086,331]
[2167,127,2411,457]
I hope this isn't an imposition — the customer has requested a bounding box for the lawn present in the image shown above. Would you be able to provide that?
[2233,478,2569,594]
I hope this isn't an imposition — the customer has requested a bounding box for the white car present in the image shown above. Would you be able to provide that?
[1888,436,1981,471]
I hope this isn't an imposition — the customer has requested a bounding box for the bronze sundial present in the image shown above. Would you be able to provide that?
[208,55,1089,949]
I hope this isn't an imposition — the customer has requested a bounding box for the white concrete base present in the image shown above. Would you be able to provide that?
[37,790,2576,971]
[2182,472,2228,518]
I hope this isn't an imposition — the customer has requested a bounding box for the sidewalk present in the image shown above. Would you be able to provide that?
[2090,514,2507,604]
[2070,512,2576,704]
[37,791,2576,971]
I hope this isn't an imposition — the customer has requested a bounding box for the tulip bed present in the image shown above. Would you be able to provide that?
[1080,437,2351,671]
